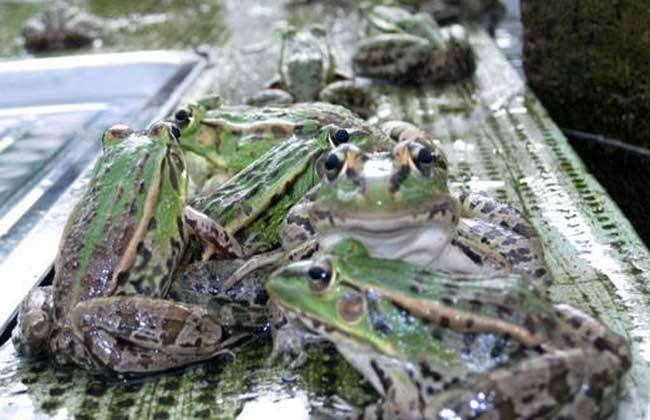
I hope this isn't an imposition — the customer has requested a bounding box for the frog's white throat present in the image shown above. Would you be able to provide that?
[319,224,453,267]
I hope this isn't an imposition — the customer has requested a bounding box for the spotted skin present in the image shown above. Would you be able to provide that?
[267,243,630,420]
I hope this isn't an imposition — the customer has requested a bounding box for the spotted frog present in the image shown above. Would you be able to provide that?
[352,5,476,84]
[284,124,548,287]
[12,122,249,373]
[247,25,374,118]
[267,240,630,419]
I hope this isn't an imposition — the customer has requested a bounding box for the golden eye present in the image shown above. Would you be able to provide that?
[337,291,366,323]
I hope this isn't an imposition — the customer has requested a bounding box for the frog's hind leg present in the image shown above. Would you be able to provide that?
[70,296,244,373]
[457,191,540,240]
[553,304,631,370]
[422,347,626,420]
[458,217,549,288]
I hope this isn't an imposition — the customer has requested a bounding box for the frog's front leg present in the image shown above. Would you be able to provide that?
[458,217,549,286]
[435,235,510,275]
[456,192,549,285]
[70,296,240,373]
[183,206,245,260]
[222,197,319,290]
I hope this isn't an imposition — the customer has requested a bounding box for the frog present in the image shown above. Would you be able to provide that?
[266,240,631,419]
[247,25,375,118]
[384,0,506,31]
[12,122,253,374]
[352,4,476,84]
[22,0,104,52]
[304,128,549,287]
[173,100,380,178]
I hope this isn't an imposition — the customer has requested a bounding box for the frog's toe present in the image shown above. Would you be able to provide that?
[12,286,54,358]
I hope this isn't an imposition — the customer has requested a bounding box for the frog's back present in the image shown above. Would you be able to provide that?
[53,133,168,319]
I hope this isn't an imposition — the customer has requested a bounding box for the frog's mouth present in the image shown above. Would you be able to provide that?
[310,194,460,266]
[319,223,453,267]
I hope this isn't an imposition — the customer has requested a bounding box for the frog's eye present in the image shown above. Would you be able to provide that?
[330,128,350,146]
[307,260,334,294]
[408,143,445,177]
[102,124,133,148]
[174,108,191,126]
[337,291,366,323]
[323,151,344,181]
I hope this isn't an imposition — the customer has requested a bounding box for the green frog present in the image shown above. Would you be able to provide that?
[174,100,376,177]
[287,128,548,287]
[247,25,375,118]
[352,5,476,84]
[267,240,630,419]
[12,122,249,374]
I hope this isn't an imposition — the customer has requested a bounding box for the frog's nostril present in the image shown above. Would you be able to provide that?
[175,109,190,122]
[333,129,350,145]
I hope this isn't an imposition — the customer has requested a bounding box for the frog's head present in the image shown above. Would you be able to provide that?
[267,257,396,356]
[279,25,332,102]
[170,101,213,159]
[267,256,444,372]
[310,140,459,265]
[12,287,54,358]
